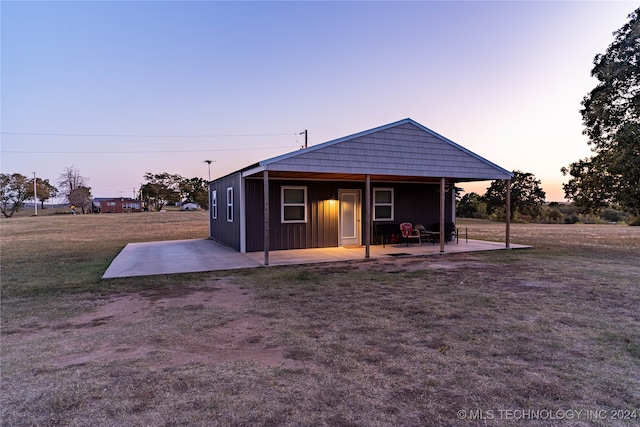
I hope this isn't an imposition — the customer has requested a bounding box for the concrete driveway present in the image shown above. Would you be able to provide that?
[102,238,531,279]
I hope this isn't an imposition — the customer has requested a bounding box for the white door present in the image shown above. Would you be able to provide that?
[339,189,361,246]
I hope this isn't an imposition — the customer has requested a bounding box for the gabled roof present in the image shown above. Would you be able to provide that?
[241,118,512,181]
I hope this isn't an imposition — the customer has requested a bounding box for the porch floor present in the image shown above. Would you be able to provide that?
[244,239,531,266]
[103,238,532,279]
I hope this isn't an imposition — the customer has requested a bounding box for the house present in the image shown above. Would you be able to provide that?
[180,202,200,211]
[209,118,513,263]
[93,198,143,213]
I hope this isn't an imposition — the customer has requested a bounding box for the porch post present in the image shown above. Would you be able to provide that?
[439,177,445,253]
[263,170,270,265]
[365,174,371,259]
[505,179,511,249]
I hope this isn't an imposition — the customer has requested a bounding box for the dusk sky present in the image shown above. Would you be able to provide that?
[2,1,636,202]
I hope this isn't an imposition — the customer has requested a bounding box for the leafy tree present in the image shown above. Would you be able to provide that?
[179,177,209,210]
[69,186,92,214]
[456,192,487,218]
[483,170,546,220]
[561,156,614,214]
[562,8,640,217]
[0,173,30,218]
[142,172,182,211]
[26,178,59,209]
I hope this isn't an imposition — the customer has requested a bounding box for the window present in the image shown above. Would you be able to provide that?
[211,190,217,219]
[373,188,394,221]
[122,202,140,209]
[107,201,116,206]
[226,187,233,222]
[281,186,307,223]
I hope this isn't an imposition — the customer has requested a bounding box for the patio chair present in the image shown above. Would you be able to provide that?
[400,222,421,246]
[415,224,438,245]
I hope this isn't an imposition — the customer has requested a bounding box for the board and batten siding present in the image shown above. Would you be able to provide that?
[242,179,453,252]
[245,179,354,252]
[209,172,242,251]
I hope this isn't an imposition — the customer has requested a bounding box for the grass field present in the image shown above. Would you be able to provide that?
[1,212,639,426]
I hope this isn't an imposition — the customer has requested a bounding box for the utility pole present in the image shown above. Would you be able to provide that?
[300,130,308,149]
[33,172,38,216]
[204,160,214,181]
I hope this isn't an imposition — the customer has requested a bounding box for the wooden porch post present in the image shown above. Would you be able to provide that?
[505,179,511,249]
[365,174,371,259]
[439,177,445,253]
[263,170,270,265]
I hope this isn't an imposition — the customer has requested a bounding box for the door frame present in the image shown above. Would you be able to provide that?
[338,189,361,246]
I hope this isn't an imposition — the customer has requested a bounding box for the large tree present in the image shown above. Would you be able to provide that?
[0,173,30,218]
[179,177,209,210]
[562,8,640,217]
[58,166,91,206]
[69,186,93,214]
[456,192,487,219]
[142,172,182,211]
[26,178,59,209]
[483,170,546,220]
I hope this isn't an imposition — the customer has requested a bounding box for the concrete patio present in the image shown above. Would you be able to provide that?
[102,238,531,279]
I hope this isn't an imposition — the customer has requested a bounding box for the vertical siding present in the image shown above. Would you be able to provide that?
[209,173,242,251]
[239,179,455,252]
[245,179,264,252]
[246,179,353,252]
[390,183,453,228]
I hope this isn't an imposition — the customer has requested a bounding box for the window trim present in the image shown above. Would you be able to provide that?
[226,187,233,222]
[373,187,394,221]
[281,186,307,223]
[211,189,217,219]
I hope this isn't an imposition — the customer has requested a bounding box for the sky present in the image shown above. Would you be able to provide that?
[1,1,637,202]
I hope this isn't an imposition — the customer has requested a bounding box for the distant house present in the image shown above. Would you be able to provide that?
[208,118,513,263]
[93,198,143,213]
[180,202,200,211]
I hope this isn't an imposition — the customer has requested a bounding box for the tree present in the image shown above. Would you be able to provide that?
[69,186,92,214]
[26,178,59,209]
[0,173,30,218]
[561,156,614,214]
[142,172,182,211]
[456,192,487,218]
[483,171,546,220]
[179,177,209,210]
[58,166,90,200]
[562,8,640,217]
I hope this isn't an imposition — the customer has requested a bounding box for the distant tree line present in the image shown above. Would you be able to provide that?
[1,166,92,217]
[457,170,633,224]
[1,166,210,217]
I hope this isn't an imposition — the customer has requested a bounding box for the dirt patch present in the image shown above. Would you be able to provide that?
[39,280,303,369]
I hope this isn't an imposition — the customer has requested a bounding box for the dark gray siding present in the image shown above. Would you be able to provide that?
[246,179,354,251]
[209,172,242,251]
[244,179,453,252]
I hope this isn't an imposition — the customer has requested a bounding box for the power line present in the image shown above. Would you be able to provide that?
[1,146,295,154]
[1,131,296,138]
